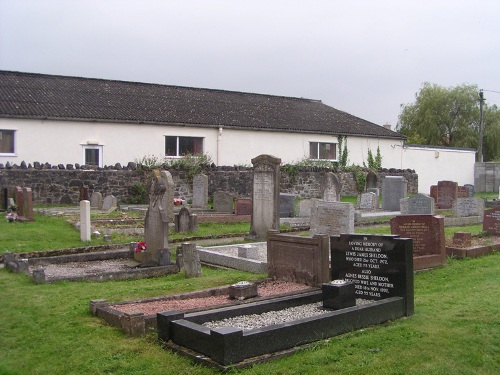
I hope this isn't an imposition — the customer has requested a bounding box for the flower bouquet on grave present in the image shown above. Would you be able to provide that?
[133,241,147,262]
[5,204,18,223]
[173,198,183,206]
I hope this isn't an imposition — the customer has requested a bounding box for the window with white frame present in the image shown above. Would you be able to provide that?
[0,129,15,154]
[165,136,204,157]
[83,145,103,167]
[309,142,337,160]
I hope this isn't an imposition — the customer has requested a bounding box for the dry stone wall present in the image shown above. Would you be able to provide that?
[0,164,417,207]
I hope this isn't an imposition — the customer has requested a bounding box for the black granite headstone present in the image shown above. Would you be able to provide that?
[331,234,414,316]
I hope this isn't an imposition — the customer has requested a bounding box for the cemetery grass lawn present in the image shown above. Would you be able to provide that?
[1,253,498,374]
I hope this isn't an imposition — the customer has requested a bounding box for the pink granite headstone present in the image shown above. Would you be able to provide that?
[483,207,500,236]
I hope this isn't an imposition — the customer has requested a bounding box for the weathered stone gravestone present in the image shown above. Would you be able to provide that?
[483,206,500,235]
[14,186,23,216]
[102,195,117,212]
[331,233,414,316]
[390,215,446,270]
[321,172,341,201]
[365,171,378,191]
[192,174,208,208]
[457,186,469,198]
[249,154,281,240]
[367,187,380,198]
[267,232,330,286]
[297,198,315,217]
[90,192,103,209]
[357,192,378,210]
[279,193,296,218]
[382,176,407,211]
[436,180,458,209]
[400,194,435,215]
[234,198,252,215]
[453,197,484,217]
[181,242,202,278]
[80,200,91,242]
[464,184,475,197]
[175,207,198,233]
[213,191,234,213]
[309,200,355,236]
[144,170,173,264]
[430,185,438,203]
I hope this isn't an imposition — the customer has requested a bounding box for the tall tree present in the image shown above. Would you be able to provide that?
[397,82,500,161]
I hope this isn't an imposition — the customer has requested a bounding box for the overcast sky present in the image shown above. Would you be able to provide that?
[1,0,499,127]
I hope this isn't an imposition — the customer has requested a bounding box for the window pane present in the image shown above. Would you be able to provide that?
[179,136,195,155]
[309,142,318,159]
[319,143,336,160]
[0,130,14,153]
[85,149,99,166]
[165,136,177,156]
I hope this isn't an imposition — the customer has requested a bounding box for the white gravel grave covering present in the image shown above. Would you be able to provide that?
[203,299,375,331]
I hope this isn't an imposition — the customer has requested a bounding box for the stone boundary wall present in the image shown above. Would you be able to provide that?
[0,165,417,207]
[474,162,500,193]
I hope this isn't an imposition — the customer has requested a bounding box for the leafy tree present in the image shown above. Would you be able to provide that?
[397,83,500,161]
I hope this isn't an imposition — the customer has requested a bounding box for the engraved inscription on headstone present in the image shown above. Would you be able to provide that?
[331,234,414,316]
[453,197,484,217]
[310,201,354,236]
[400,193,435,215]
[483,206,500,236]
[192,174,208,208]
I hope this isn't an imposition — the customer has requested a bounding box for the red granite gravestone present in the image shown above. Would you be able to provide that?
[436,180,458,209]
[483,206,500,236]
[430,185,438,203]
[457,186,469,198]
[235,198,252,215]
[14,186,24,215]
[390,214,446,270]
[22,187,34,221]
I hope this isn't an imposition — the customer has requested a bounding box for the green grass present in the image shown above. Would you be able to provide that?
[1,253,498,374]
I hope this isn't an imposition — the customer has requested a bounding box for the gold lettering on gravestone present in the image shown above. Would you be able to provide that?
[396,221,430,255]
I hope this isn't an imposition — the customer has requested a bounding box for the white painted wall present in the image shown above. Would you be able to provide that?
[0,118,476,195]
[400,145,476,193]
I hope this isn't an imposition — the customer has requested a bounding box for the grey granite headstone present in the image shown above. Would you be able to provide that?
[249,154,281,240]
[382,176,407,211]
[213,191,234,213]
[464,184,475,197]
[365,171,378,190]
[400,194,435,215]
[144,170,172,263]
[310,200,355,236]
[90,192,103,209]
[297,199,316,217]
[453,197,484,217]
[321,172,341,201]
[357,192,378,210]
[102,195,117,212]
[279,193,296,218]
[192,174,208,208]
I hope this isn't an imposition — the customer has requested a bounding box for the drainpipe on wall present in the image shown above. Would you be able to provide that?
[217,127,223,165]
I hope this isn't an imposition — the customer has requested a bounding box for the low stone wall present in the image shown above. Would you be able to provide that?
[0,164,417,207]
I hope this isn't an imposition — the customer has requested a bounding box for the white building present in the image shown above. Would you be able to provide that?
[0,71,476,193]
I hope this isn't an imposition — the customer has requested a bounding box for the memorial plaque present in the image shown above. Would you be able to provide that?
[358,192,378,210]
[453,197,484,217]
[390,215,445,258]
[213,191,234,213]
[483,206,500,236]
[310,201,354,236]
[436,180,458,209]
[192,174,208,208]
[400,193,435,215]
[331,234,414,316]
[382,176,407,211]
[250,154,281,240]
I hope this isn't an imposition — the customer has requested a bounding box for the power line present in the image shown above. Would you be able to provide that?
[483,89,500,94]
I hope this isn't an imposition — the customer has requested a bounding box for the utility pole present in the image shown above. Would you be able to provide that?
[478,89,484,162]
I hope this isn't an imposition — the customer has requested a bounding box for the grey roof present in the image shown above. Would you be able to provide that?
[0,70,405,139]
